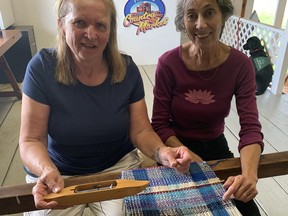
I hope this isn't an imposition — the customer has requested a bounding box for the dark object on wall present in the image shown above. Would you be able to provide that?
[0,25,37,84]
[243,36,274,95]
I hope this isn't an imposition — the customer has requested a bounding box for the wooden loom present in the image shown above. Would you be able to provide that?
[0,151,288,215]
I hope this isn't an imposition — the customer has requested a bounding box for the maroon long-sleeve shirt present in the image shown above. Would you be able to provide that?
[152,46,264,152]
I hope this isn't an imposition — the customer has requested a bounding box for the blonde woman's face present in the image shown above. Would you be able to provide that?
[59,0,111,63]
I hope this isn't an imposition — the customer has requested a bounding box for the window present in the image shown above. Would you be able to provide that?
[252,0,288,29]
[252,0,277,26]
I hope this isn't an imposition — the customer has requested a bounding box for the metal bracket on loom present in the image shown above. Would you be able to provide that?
[44,179,149,206]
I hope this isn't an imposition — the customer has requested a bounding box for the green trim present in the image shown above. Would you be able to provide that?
[252,56,271,71]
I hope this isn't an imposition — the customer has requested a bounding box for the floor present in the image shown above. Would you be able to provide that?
[1,66,288,216]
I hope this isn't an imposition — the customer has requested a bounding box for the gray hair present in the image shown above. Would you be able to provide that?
[175,0,234,32]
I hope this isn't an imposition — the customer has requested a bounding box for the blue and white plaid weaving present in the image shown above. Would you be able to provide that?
[121,162,242,216]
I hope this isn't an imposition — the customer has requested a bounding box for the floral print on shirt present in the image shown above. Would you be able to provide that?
[184,89,215,104]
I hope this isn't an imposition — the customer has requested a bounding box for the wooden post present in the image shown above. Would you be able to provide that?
[241,0,247,17]
[271,20,288,95]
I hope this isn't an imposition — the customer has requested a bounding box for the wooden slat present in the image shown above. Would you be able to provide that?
[211,151,288,180]
[0,97,14,126]
[0,101,21,186]
[0,151,288,215]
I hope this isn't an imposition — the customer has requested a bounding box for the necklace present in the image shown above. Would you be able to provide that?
[196,66,219,81]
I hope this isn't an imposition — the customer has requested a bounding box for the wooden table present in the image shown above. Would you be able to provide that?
[0,30,22,100]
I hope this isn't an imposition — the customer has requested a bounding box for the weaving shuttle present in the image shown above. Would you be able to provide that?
[44,179,149,206]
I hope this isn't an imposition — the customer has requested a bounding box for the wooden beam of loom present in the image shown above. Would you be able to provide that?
[0,151,288,215]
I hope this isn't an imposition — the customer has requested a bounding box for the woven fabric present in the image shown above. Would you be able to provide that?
[121,162,242,216]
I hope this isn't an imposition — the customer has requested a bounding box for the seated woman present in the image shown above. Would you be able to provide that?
[19,0,192,215]
[151,0,264,215]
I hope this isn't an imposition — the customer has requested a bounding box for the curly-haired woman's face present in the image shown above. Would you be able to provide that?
[184,0,223,49]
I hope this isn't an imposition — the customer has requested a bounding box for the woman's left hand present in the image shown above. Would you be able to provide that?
[222,174,258,202]
[157,146,192,173]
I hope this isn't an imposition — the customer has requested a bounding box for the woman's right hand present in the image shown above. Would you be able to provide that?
[32,167,66,209]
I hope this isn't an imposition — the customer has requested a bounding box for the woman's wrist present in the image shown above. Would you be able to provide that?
[152,146,164,163]
[41,164,59,176]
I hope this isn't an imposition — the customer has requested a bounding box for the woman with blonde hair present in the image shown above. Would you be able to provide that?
[19,0,192,215]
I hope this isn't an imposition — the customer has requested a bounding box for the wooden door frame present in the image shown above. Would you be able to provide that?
[241,0,247,17]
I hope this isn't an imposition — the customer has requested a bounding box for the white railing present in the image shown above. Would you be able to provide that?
[221,16,288,95]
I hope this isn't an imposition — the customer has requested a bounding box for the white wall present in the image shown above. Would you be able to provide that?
[115,0,180,65]
[230,0,254,18]
[0,0,15,29]
[231,0,242,17]
[11,0,57,50]
[9,0,243,64]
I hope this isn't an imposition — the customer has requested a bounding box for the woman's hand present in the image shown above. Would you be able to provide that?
[32,168,67,209]
[156,146,193,173]
[222,144,261,202]
[222,174,258,202]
